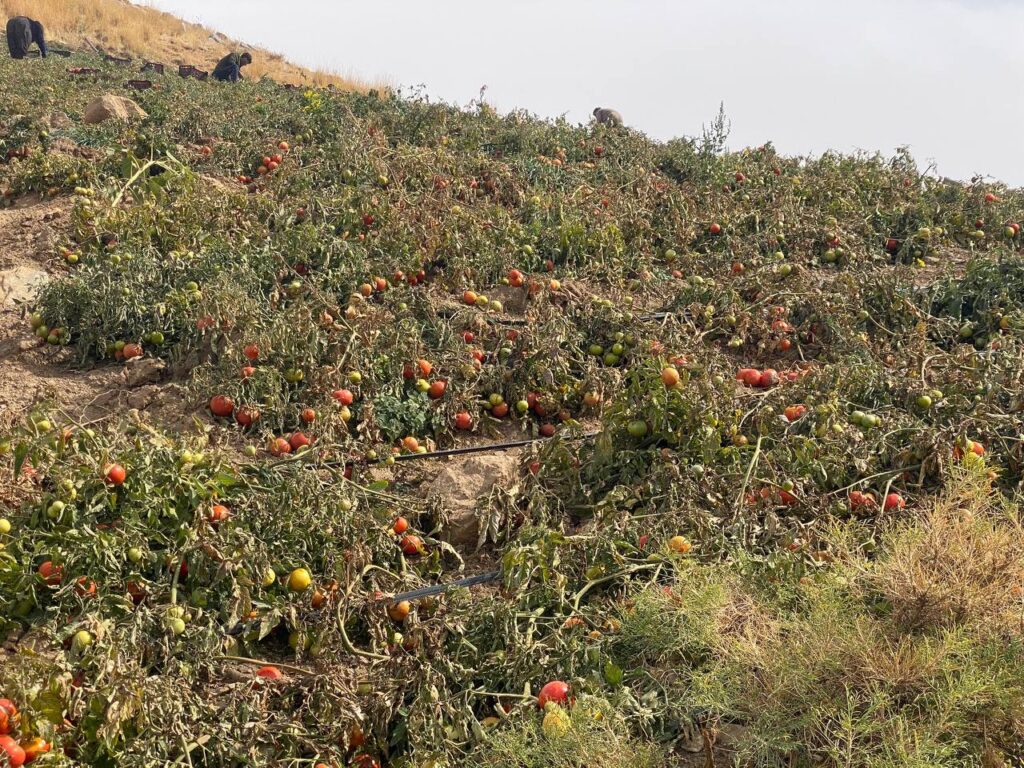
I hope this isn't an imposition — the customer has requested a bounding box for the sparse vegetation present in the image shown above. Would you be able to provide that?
[0,0,369,88]
[0,44,1023,768]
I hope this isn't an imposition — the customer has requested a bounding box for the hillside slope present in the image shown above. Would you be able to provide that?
[1,51,1024,768]
[0,0,367,88]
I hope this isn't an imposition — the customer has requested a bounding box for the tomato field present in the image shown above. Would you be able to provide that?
[2,55,1024,767]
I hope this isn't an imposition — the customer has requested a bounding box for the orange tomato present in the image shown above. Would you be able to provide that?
[21,737,49,763]
[209,504,231,523]
[388,600,411,622]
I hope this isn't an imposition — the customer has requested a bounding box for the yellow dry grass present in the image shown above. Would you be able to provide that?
[1,0,370,89]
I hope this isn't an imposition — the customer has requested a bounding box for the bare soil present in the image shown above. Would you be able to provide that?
[0,196,195,433]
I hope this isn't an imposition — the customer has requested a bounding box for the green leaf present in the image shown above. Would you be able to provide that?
[13,441,28,478]
[604,661,623,687]
[367,480,389,492]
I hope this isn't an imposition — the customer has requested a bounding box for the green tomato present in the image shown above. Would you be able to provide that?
[166,617,187,636]
[627,420,648,438]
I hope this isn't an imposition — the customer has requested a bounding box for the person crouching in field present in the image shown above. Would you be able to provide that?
[6,16,48,59]
[213,51,252,83]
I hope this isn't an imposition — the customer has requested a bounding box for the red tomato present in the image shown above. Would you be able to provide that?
[778,490,798,506]
[243,344,260,360]
[289,432,312,451]
[256,666,283,680]
[400,535,424,555]
[350,755,380,768]
[539,423,556,438]
[209,394,235,417]
[75,576,98,597]
[0,700,19,735]
[235,406,260,427]
[783,405,807,422]
[392,517,409,535]
[104,463,127,486]
[758,369,780,388]
[454,412,473,430]
[737,368,762,387]
[0,735,25,767]
[884,493,905,511]
[428,380,447,399]
[333,389,355,406]
[537,680,571,709]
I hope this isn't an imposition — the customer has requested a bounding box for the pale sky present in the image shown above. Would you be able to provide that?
[140,0,1024,186]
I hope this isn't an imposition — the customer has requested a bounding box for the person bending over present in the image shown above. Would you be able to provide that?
[7,17,48,59]
[213,51,252,83]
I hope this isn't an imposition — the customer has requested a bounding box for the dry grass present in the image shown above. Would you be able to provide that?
[0,0,371,89]
[872,468,1024,634]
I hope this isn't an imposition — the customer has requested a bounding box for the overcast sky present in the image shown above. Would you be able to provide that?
[140,0,1024,186]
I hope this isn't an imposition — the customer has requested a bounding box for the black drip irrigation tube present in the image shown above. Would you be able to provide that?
[225,570,503,636]
[279,309,683,611]
[392,570,502,602]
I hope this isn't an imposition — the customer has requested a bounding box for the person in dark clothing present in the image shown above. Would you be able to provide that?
[212,51,252,83]
[6,16,48,59]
